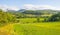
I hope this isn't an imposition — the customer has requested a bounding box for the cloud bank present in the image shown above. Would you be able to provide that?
[23,4,60,10]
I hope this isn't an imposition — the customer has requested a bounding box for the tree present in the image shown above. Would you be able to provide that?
[36,17,40,22]
[0,9,17,26]
[45,13,60,22]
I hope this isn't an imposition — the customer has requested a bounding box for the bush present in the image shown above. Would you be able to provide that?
[36,18,40,22]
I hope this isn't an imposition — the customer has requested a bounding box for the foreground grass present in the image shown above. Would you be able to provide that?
[0,22,60,35]
[13,22,60,35]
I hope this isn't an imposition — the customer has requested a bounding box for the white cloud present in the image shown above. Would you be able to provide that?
[0,4,60,11]
[23,4,60,10]
[0,4,20,11]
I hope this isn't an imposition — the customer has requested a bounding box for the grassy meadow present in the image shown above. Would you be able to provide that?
[14,23,60,35]
[0,18,60,35]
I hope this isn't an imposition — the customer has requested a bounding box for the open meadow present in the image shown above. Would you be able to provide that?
[13,22,60,35]
[0,18,60,35]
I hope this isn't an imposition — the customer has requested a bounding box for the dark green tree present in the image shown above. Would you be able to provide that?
[45,13,60,22]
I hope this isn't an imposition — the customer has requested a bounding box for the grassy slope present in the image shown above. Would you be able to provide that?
[0,22,60,35]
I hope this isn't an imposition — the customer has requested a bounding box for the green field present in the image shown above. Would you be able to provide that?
[0,18,60,35]
[19,18,44,23]
[13,22,60,35]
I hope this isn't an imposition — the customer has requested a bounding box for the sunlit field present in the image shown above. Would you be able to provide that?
[0,21,60,35]
[14,23,60,35]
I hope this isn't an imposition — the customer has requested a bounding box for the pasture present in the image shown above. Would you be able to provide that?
[0,22,60,35]
[13,22,60,35]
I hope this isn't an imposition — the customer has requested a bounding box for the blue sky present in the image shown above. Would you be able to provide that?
[0,0,60,10]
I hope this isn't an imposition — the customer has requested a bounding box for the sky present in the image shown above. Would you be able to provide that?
[0,0,60,10]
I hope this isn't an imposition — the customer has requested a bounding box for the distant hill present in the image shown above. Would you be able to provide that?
[22,9,60,15]
[6,9,60,15]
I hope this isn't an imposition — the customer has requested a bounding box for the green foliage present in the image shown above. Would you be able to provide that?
[0,10,17,25]
[45,13,60,22]
[36,18,40,22]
